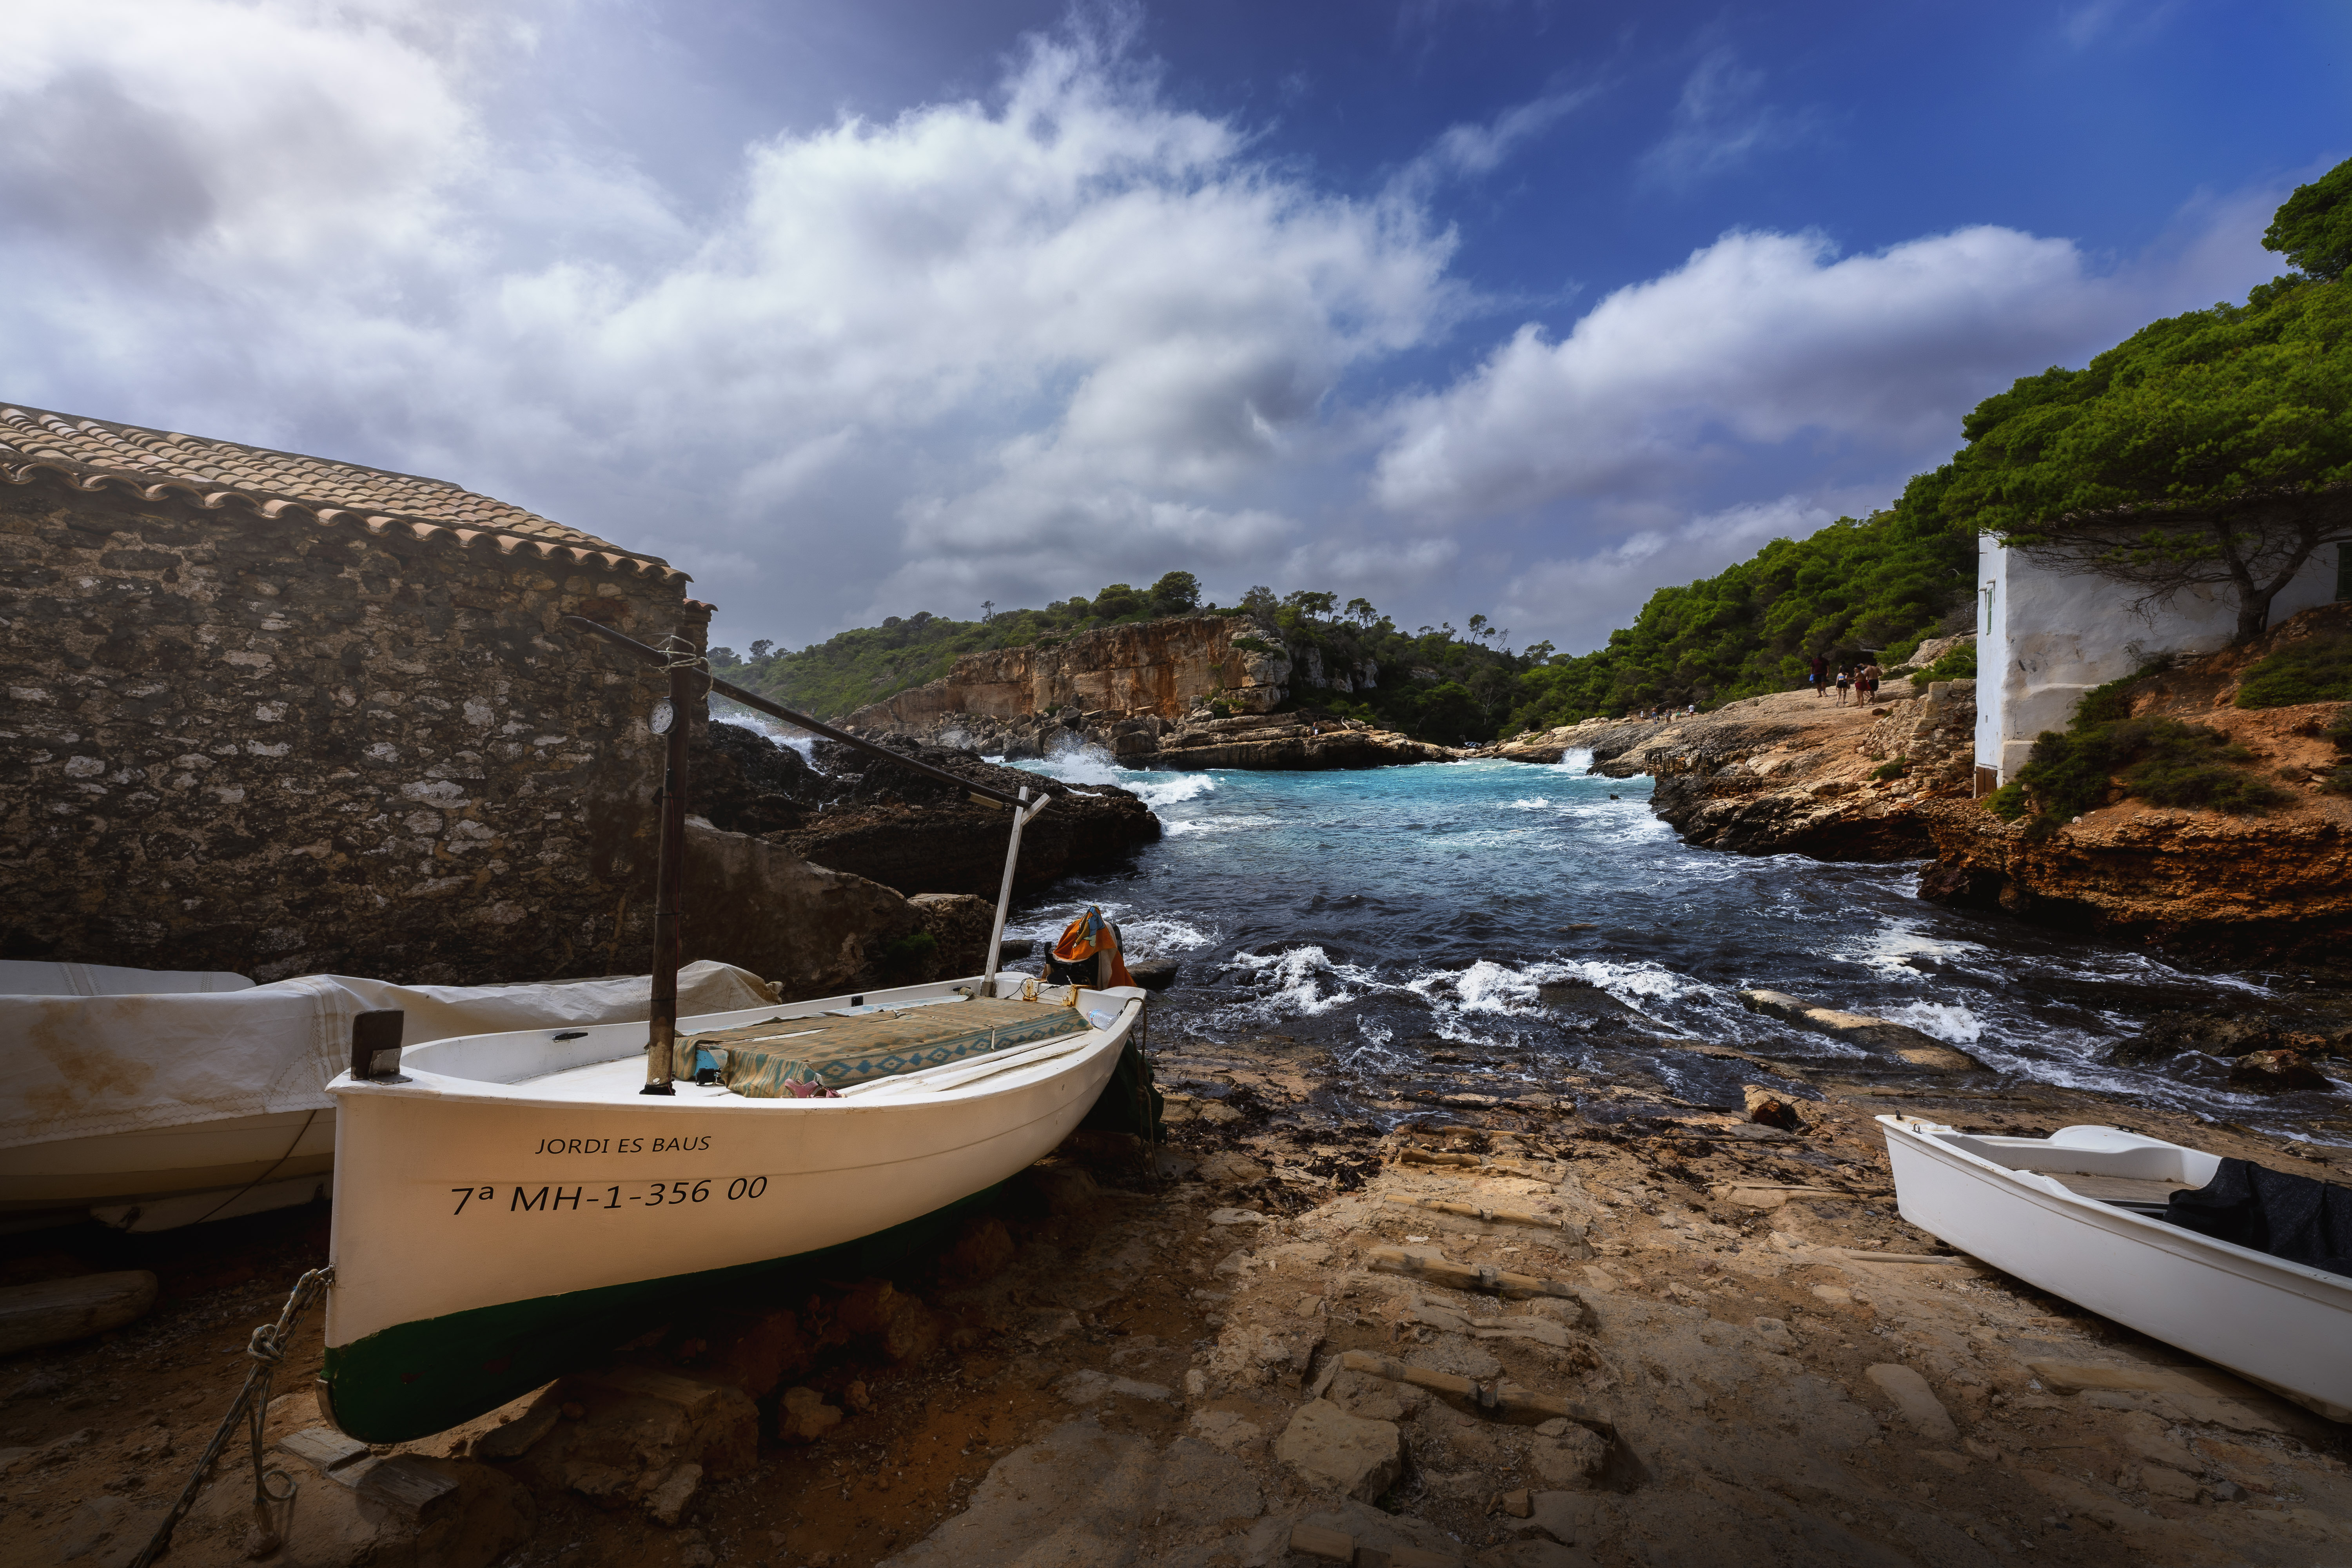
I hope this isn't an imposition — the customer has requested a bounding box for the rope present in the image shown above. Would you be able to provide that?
[653,633,708,673]
[131,1266,333,1568]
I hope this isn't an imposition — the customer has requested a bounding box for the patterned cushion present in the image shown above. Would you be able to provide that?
[693,997,1091,1097]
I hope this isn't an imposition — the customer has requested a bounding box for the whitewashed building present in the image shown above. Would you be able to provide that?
[1973,534,2344,793]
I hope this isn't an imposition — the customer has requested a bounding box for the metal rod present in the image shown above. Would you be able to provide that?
[643,659,690,1095]
[980,788,1050,998]
[562,615,1027,807]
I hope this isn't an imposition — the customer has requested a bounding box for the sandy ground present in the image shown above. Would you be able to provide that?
[5,1034,2348,1568]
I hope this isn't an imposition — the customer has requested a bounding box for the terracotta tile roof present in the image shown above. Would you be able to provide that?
[0,402,682,581]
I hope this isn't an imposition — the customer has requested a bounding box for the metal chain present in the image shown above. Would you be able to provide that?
[131,1265,333,1568]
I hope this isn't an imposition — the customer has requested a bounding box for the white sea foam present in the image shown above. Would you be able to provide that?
[1220,944,1381,1018]
[713,708,821,767]
[1002,900,1215,957]
[1555,748,1594,773]
[1023,742,1221,813]
[1887,1001,1984,1043]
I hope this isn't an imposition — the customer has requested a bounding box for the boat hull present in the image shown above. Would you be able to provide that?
[1880,1117,2352,1416]
[0,1109,336,1216]
[323,986,1135,1441]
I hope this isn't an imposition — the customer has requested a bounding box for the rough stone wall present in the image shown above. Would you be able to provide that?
[846,613,1290,730]
[0,477,700,984]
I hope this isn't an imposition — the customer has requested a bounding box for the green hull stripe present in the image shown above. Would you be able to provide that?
[322,1184,1002,1443]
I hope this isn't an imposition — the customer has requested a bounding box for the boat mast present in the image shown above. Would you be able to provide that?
[643,642,694,1096]
[981,787,1051,997]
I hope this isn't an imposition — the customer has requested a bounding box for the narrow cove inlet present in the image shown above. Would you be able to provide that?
[1002,746,2341,1137]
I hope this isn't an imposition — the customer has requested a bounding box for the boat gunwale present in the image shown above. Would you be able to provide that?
[332,982,1144,1113]
[1879,1115,2352,1301]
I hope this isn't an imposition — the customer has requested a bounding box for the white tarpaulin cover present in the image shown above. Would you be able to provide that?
[0,960,777,1151]
[0,961,256,996]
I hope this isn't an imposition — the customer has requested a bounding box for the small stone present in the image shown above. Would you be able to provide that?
[1207,1208,1268,1226]
[844,1381,873,1414]
[1865,1364,1957,1444]
[1494,1487,1533,1517]
[777,1387,842,1443]
[1527,1426,1607,1488]
[1196,1151,1269,1185]
[1811,1285,1853,1306]
[1526,1489,1598,1544]
[1275,1399,1403,1502]
[644,1462,702,1525]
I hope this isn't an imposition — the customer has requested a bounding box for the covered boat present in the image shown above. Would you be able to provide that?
[319,973,1146,1441]
[0,960,776,1231]
[1879,1117,2352,1421]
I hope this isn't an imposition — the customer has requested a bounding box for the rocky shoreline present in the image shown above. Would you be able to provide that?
[1477,611,2352,973]
[852,707,1459,772]
[10,1029,2350,1568]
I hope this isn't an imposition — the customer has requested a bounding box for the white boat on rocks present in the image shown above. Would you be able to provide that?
[318,615,1161,1441]
[320,973,1145,1441]
[1880,1116,2352,1421]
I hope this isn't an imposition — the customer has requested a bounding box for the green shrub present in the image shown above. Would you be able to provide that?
[1999,715,2286,838]
[2071,671,2145,728]
[1230,634,1276,654]
[1208,700,1231,719]
[2321,766,2352,796]
[2330,710,2352,753]
[878,929,937,979]
[1870,758,1909,781]
[1908,644,1978,688]
[2234,633,2352,708]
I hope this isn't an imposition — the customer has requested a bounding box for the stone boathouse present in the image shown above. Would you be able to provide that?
[0,402,956,994]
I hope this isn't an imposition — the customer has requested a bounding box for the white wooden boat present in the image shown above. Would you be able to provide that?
[0,962,775,1230]
[1880,1116,2352,1419]
[319,973,1143,1441]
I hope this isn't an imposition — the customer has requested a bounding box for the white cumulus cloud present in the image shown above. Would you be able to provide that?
[1374,224,2169,524]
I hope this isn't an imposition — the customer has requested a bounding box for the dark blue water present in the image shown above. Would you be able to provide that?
[1001,746,2320,1129]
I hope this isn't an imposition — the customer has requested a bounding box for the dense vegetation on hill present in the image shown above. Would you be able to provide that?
[1502,486,1975,731]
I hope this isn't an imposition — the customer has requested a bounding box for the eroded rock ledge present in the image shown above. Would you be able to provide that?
[1479,683,1979,862]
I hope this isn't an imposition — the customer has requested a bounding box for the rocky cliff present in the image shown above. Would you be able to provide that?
[843,611,1448,769]
[846,613,1296,735]
[1913,605,2352,962]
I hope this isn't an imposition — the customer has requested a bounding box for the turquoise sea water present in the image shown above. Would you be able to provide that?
[1003,747,2316,1127]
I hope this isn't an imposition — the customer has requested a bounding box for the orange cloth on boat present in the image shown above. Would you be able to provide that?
[1051,907,1133,988]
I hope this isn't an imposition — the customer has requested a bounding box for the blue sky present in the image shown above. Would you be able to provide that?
[4,0,2344,653]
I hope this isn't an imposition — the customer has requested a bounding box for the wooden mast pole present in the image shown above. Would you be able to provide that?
[643,653,693,1095]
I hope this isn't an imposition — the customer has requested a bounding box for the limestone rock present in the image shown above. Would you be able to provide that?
[1739,989,1982,1071]
[882,1421,1261,1566]
[1275,1398,1403,1501]
[519,1368,758,1507]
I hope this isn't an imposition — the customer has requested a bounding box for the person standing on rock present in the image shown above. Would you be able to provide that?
[1810,653,1829,696]
[1861,660,1883,703]
[1835,663,1851,704]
